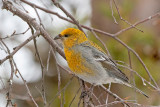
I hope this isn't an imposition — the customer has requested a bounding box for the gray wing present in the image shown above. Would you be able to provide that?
[80,41,129,83]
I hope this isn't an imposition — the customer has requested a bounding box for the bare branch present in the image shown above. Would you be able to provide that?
[12,60,39,107]
[113,37,159,89]
[51,0,85,34]
[0,32,40,65]
[33,34,47,104]
[114,12,160,36]
[2,0,65,62]
[69,87,81,107]
[112,0,143,32]
[51,48,62,106]
[91,30,111,57]
[46,76,74,107]
[109,0,118,24]
[100,85,130,107]
[20,0,160,38]
[0,39,14,107]
[0,28,30,40]
[96,100,135,107]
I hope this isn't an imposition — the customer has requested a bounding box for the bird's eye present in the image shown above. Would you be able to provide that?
[64,34,69,37]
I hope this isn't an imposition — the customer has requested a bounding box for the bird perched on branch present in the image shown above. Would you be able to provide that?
[54,28,148,98]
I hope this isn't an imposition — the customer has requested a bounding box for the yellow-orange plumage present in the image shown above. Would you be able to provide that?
[61,28,93,74]
[64,48,92,74]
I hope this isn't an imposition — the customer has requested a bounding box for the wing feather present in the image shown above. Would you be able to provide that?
[80,41,129,82]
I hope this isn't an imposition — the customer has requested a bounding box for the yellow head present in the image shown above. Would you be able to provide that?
[54,28,88,48]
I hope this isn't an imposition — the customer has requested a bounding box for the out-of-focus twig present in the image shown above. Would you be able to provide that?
[51,48,62,106]
[51,0,85,35]
[128,50,137,101]
[0,28,30,40]
[96,100,135,107]
[117,64,159,91]
[105,83,111,106]
[0,39,14,107]
[113,37,159,90]
[21,0,160,37]
[112,0,143,32]
[91,30,111,57]
[0,32,40,65]
[46,47,51,73]
[29,23,47,105]
[2,0,65,63]
[109,0,118,24]
[33,6,45,29]
[46,76,74,107]
[69,87,81,107]
[100,85,130,107]
[114,12,160,36]
[12,60,39,107]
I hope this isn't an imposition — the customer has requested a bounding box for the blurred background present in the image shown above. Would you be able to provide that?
[0,0,160,106]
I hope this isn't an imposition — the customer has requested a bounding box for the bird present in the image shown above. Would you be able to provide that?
[54,28,149,98]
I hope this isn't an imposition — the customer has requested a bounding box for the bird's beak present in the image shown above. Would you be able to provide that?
[54,34,61,40]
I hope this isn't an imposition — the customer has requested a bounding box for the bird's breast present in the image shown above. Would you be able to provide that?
[64,48,93,74]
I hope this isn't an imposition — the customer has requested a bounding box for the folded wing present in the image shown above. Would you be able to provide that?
[80,41,129,83]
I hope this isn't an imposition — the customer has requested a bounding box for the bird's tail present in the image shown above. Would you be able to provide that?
[123,82,149,98]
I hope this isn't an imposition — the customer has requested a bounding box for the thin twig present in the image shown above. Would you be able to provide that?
[91,30,111,57]
[21,0,160,37]
[46,76,74,107]
[114,12,160,36]
[0,39,14,107]
[92,92,102,105]
[69,87,81,107]
[2,0,65,60]
[128,50,137,101]
[33,6,45,29]
[62,90,65,107]
[127,102,160,107]
[100,85,130,107]
[96,100,135,107]
[0,28,30,40]
[113,37,159,89]
[109,0,118,24]
[0,32,40,65]
[51,48,62,106]
[112,0,143,32]
[29,24,46,104]
[105,83,111,105]
[51,0,85,34]
[12,60,39,107]
[32,29,47,104]
[46,47,52,73]
[117,64,158,91]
